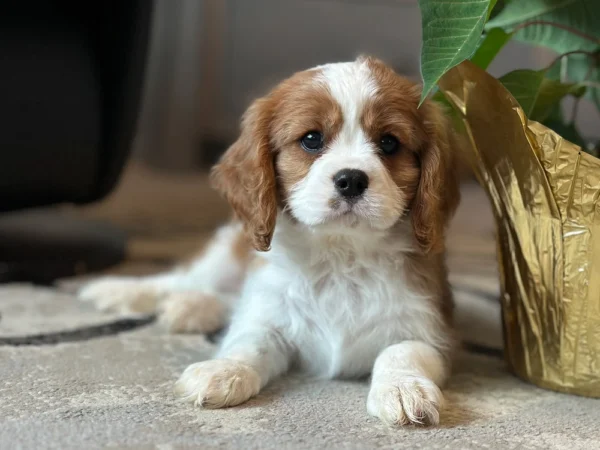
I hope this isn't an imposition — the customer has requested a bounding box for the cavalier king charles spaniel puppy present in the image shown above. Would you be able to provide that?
[79,56,461,426]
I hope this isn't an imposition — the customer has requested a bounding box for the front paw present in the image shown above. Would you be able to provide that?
[174,359,261,408]
[367,375,443,426]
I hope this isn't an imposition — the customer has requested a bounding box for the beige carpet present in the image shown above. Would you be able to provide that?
[1,164,599,450]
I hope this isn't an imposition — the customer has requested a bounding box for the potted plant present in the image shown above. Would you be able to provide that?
[417,0,600,397]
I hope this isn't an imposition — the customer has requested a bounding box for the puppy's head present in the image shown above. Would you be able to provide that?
[211,56,460,253]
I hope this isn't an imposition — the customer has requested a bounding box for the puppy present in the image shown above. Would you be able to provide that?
[79,56,461,426]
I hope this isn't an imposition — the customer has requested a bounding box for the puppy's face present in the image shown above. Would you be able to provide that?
[211,57,460,253]
[274,60,423,232]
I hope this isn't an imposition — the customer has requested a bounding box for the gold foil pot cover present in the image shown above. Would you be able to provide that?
[438,61,600,397]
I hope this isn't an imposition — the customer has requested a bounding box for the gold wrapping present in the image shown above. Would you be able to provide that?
[438,61,600,397]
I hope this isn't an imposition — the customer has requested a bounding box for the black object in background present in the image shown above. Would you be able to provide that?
[0,1,154,283]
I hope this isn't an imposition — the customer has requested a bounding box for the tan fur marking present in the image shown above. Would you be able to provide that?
[248,256,268,273]
[232,227,253,264]
[210,99,278,251]
[363,56,461,254]
[272,70,343,204]
[210,69,343,250]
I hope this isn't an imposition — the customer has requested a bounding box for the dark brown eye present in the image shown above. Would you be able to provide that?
[379,134,400,155]
[300,131,324,152]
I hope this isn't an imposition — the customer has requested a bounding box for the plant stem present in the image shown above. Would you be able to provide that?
[547,50,600,72]
[513,20,600,45]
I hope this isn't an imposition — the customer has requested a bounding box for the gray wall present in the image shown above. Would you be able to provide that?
[134,0,600,170]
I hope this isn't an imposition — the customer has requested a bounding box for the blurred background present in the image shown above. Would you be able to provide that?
[135,0,600,170]
[1,0,599,284]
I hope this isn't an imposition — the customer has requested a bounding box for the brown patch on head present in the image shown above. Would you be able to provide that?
[362,57,425,150]
[360,57,424,213]
[271,70,343,204]
[361,56,460,254]
[210,67,343,250]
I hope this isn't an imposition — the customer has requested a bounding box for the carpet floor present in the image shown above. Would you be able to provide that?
[1,163,598,450]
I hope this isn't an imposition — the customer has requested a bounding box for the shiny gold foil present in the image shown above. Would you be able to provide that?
[438,61,600,397]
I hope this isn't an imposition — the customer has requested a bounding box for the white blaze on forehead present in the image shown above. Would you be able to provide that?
[312,59,379,162]
[314,60,378,132]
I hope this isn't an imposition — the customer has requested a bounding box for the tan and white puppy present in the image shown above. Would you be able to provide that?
[79,56,461,426]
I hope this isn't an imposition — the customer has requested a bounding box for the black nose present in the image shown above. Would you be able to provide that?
[333,169,369,198]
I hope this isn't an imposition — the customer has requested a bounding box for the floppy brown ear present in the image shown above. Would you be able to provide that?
[411,100,461,254]
[210,97,277,251]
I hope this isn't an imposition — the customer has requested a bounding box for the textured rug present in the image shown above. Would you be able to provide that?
[1,164,599,450]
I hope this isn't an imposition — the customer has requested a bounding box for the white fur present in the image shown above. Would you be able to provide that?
[80,222,245,330]
[167,215,451,424]
[367,341,446,425]
[174,359,261,408]
[78,59,453,426]
[315,59,378,123]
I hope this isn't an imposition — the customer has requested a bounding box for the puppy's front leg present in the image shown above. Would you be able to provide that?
[174,326,292,408]
[367,341,449,426]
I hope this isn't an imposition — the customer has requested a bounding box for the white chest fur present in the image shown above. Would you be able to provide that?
[284,262,414,378]
[236,220,443,379]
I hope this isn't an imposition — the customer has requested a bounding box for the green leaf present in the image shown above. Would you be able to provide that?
[470,28,513,70]
[499,69,586,122]
[418,0,493,105]
[431,90,465,134]
[432,90,450,106]
[499,69,545,115]
[485,0,600,112]
[486,0,600,54]
[531,79,586,121]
